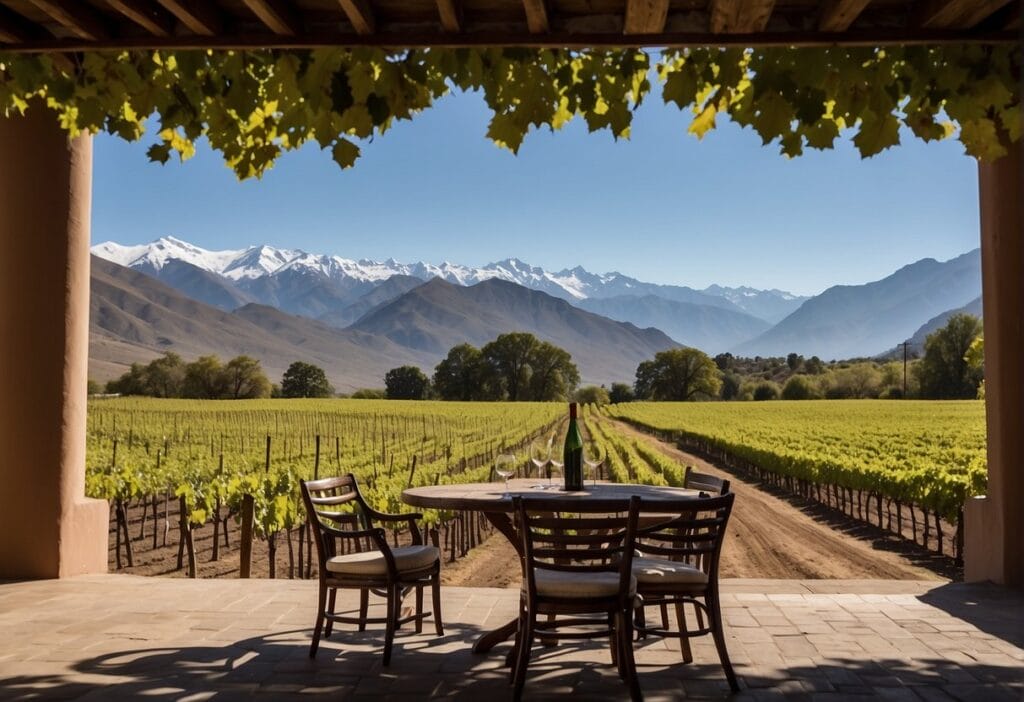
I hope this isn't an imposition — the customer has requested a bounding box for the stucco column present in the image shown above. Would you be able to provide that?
[965,138,1023,587]
[0,106,107,578]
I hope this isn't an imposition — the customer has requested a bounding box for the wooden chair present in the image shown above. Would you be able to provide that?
[301,474,443,665]
[630,492,739,692]
[511,495,643,701]
[645,466,732,636]
[683,465,731,495]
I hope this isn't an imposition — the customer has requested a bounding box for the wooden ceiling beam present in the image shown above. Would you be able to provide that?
[817,0,871,32]
[242,0,302,36]
[522,0,549,33]
[27,0,111,41]
[155,0,223,36]
[918,0,1014,28]
[106,0,175,37]
[336,0,376,34]
[709,0,776,33]
[0,6,36,44]
[624,0,669,34]
[436,0,461,32]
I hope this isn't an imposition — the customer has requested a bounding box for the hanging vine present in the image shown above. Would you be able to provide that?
[0,45,1017,179]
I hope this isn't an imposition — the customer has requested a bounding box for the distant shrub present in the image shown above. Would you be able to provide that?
[782,375,819,400]
[351,388,385,399]
[879,387,904,400]
[752,381,781,401]
[575,385,610,405]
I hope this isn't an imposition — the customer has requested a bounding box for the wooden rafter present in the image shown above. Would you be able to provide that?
[242,0,301,36]
[436,0,461,32]
[0,6,34,43]
[818,0,872,32]
[336,0,376,34]
[27,0,110,41]
[107,0,175,37]
[1003,2,1020,29]
[624,0,669,34]
[522,0,549,33]
[155,0,223,36]
[709,0,776,33]
[918,0,1014,28]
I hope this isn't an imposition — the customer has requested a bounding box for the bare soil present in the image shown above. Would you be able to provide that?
[107,420,954,586]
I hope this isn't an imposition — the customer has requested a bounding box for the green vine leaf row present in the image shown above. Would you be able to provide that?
[0,46,1018,179]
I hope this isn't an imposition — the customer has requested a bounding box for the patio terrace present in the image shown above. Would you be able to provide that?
[0,576,1020,701]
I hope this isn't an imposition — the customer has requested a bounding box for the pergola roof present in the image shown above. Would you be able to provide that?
[0,0,1017,52]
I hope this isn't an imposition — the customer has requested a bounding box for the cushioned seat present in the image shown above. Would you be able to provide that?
[530,567,637,599]
[326,545,439,576]
[632,557,708,585]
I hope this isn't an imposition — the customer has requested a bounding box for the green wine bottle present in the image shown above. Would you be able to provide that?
[563,402,584,491]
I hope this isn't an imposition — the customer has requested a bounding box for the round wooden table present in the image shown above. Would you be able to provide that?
[401,479,700,654]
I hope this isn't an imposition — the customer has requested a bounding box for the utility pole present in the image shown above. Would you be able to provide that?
[899,341,910,397]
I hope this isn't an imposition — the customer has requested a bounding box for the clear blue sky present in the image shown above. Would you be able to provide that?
[92,90,980,297]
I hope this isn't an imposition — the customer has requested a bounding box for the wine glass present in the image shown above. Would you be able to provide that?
[495,453,517,493]
[584,442,605,486]
[530,440,551,482]
[548,454,563,489]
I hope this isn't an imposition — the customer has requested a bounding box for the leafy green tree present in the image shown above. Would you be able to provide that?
[108,363,147,395]
[385,366,430,400]
[350,388,385,399]
[142,352,186,397]
[804,356,825,375]
[527,341,579,401]
[915,314,984,399]
[753,381,781,401]
[184,356,227,399]
[786,353,803,371]
[634,348,721,401]
[608,383,635,404]
[782,375,819,400]
[281,361,333,398]
[433,344,486,401]
[713,353,734,371]
[575,385,610,406]
[720,372,742,401]
[87,379,102,396]
[223,356,271,399]
[481,333,537,401]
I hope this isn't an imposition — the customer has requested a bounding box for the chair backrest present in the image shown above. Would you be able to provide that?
[634,492,735,580]
[683,465,731,495]
[514,495,641,603]
[301,474,380,565]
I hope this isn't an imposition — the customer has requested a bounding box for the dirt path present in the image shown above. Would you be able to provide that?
[606,418,947,581]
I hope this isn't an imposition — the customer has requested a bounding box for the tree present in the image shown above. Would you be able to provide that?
[143,352,186,397]
[608,383,635,404]
[575,385,610,405]
[87,379,102,396]
[782,375,819,400]
[223,356,271,399]
[480,333,536,401]
[804,356,825,375]
[183,356,227,399]
[753,381,781,401]
[108,363,147,395]
[915,314,984,399]
[633,348,721,401]
[720,372,742,401]
[786,353,803,371]
[433,344,485,401]
[281,361,333,398]
[527,341,579,401]
[385,366,430,400]
[713,353,734,371]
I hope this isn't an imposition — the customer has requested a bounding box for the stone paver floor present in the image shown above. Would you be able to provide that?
[0,576,1020,700]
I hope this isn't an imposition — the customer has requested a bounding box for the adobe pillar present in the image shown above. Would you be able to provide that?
[0,106,107,578]
[965,138,1023,587]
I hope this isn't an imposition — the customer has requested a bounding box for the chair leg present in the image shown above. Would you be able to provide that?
[659,602,670,630]
[609,612,620,669]
[707,591,739,692]
[635,604,647,640]
[617,610,643,702]
[431,573,444,636]
[358,588,369,632]
[383,585,398,666]
[674,602,694,664]
[325,588,338,638]
[415,585,424,634]
[310,583,328,659]
[512,612,535,700]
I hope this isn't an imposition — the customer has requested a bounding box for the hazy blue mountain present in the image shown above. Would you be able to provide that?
[577,295,769,354]
[734,250,982,360]
[144,259,255,311]
[318,275,425,328]
[701,285,809,323]
[349,278,679,386]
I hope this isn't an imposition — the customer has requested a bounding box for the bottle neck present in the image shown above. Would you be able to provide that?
[569,402,577,419]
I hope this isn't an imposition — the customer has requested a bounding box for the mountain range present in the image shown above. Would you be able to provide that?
[90,237,984,388]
